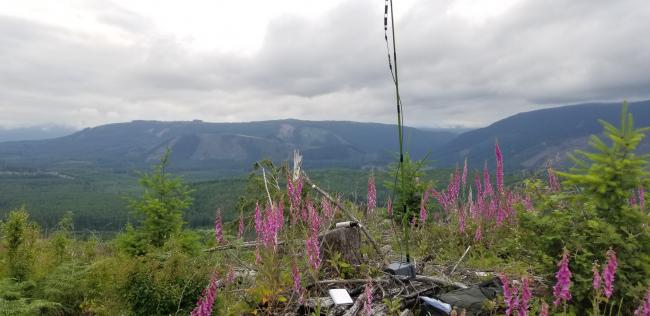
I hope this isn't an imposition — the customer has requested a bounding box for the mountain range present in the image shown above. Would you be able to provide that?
[0,100,648,174]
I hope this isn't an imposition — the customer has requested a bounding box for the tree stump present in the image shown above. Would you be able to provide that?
[318,226,362,265]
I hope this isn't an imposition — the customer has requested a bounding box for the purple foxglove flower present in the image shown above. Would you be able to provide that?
[519,277,532,316]
[496,205,506,227]
[287,175,303,224]
[483,162,493,197]
[214,209,225,245]
[420,190,429,224]
[523,194,533,211]
[291,261,303,303]
[602,249,618,299]
[546,162,560,192]
[539,302,549,316]
[367,174,377,213]
[321,198,334,221]
[191,274,219,316]
[474,224,482,241]
[305,234,321,271]
[633,289,650,316]
[511,287,520,316]
[553,250,572,306]
[592,262,601,292]
[499,274,514,316]
[237,212,245,239]
[495,142,504,193]
[363,281,373,316]
[226,266,236,285]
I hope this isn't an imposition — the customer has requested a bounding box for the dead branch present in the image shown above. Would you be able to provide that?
[450,246,471,276]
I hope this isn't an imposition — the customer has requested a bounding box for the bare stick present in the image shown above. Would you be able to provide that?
[314,278,388,286]
[262,167,274,207]
[450,246,471,276]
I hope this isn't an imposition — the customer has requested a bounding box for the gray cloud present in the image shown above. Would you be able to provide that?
[0,0,649,129]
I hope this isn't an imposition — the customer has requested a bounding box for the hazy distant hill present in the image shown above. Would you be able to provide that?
[0,125,76,142]
[0,119,454,173]
[0,101,648,174]
[432,100,650,169]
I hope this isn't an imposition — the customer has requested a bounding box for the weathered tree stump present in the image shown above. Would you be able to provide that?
[318,226,362,265]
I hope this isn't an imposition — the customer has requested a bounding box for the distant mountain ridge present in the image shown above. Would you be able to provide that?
[0,119,454,173]
[431,100,650,169]
[0,101,648,174]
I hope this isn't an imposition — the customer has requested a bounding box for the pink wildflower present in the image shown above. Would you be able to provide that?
[214,209,224,245]
[255,247,262,264]
[254,202,284,252]
[307,201,320,234]
[474,224,482,241]
[499,274,514,316]
[511,287,520,316]
[291,261,303,303]
[633,289,650,316]
[321,198,335,221]
[523,194,533,211]
[363,281,373,316]
[520,277,532,316]
[287,175,303,223]
[539,302,549,316]
[237,212,245,239]
[254,202,263,236]
[191,274,219,316]
[367,173,377,213]
[226,266,236,285]
[592,262,601,292]
[420,190,429,224]
[496,204,506,226]
[305,235,321,271]
[483,162,493,197]
[488,198,498,220]
[602,249,618,299]
[495,142,504,193]
[305,204,321,271]
[553,250,572,306]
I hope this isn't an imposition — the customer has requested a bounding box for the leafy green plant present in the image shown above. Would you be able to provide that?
[519,103,650,313]
[383,296,402,316]
[1,208,38,281]
[128,149,193,248]
[50,211,73,262]
[326,252,354,279]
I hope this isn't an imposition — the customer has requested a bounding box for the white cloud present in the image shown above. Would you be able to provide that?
[0,0,648,129]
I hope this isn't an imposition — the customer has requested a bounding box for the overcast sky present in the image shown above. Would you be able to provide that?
[0,0,649,129]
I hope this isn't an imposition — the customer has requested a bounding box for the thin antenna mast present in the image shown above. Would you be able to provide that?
[385,0,410,262]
